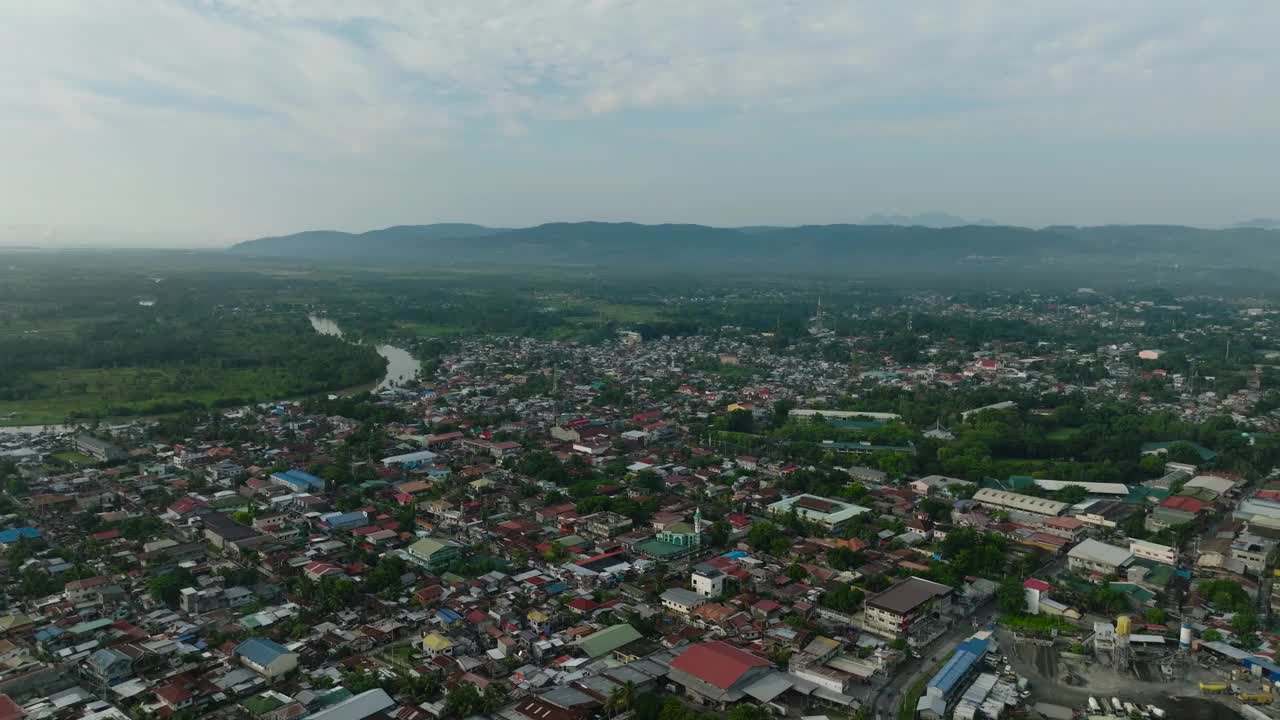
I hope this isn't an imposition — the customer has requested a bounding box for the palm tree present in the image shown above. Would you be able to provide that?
[606,681,635,717]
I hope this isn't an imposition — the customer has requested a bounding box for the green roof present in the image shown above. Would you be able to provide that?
[1007,475,1036,490]
[1108,582,1157,603]
[635,539,690,558]
[577,623,643,658]
[1133,561,1174,588]
[409,537,459,558]
[311,689,353,710]
[1125,486,1170,505]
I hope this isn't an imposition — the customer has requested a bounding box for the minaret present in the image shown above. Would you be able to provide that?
[694,506,703,546]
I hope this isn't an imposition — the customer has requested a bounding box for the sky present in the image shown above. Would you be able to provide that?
[0,1,1277,247]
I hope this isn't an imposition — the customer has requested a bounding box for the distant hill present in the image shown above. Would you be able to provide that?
[232,223,505,257]
[230,221,1280,280]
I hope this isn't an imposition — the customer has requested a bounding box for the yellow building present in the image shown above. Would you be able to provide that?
[422,632,454,657]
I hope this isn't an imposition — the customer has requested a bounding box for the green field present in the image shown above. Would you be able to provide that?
[51,451,96,465]
[395,321,470,337]
[552,301,664,325]
[0,364,360,426]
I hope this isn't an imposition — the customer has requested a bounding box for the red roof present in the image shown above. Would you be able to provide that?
[167,497,206,515]
[1161,496,1207,512]
[155,683,193,705]
[0,694,24,720]
[1023,578,1051,592]
[576,549,626,567]
[669,641,769,689]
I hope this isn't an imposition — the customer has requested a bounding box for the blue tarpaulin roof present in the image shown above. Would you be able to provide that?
[0,527,41,544]
[272,470,324,491]
[928,637,989,699]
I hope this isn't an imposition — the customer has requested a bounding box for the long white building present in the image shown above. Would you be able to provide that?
[972,488,1067,518]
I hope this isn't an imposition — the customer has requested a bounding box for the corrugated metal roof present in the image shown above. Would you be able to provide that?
[305,689,394,720]
[927,637,988,698]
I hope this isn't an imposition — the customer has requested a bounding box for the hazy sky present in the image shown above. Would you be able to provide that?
[1,1,1277,246]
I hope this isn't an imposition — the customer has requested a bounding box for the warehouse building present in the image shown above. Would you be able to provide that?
[972,488,1067,518]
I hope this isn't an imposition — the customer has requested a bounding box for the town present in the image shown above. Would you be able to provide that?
[2,288,1280,720]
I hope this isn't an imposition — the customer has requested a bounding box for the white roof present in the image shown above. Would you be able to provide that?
[973,488,1067,516]
[1034,480,1129,496]
[381,450,438,465]
[1185,475,1235,495]
[768,494,871,524]
[1067,539,1133,567]
[306,689,395,720]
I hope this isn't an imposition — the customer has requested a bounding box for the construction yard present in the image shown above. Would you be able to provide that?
[997,627,1261,719]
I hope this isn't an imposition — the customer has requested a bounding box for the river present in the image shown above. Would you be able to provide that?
[307,315,421,392]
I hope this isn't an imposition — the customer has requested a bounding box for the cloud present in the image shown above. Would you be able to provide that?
[0,1,1277,235]
[4,1,1275,147]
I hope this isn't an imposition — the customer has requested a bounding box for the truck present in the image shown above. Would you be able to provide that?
[1088,697,1101,714]
[1200,683,1229,694]
[1237,693,1273,705]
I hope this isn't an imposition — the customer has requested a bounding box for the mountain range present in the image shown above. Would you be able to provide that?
[232,221,1280,278]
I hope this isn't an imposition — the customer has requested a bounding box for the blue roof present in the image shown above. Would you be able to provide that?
[320,511,367,528]
[928,637,989,698]
[272,470,324,491]
[1244,657,1280,679]
[436,608,462,623]
[0,527,41,544]
[722,550,749,559]
[543,582,569,595]
[236,637,292,666]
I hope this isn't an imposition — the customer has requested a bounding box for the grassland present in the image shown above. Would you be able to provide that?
[394,321,470,337]
[0,366,327,425]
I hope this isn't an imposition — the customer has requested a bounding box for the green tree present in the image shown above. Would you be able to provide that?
[997,576,1026,614]
[1232,609,1259,636]
[445,683,482,718]
[147,568,194,606]
[727,706,768,720]
[605,681,636,718]
[727,409,755,434]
